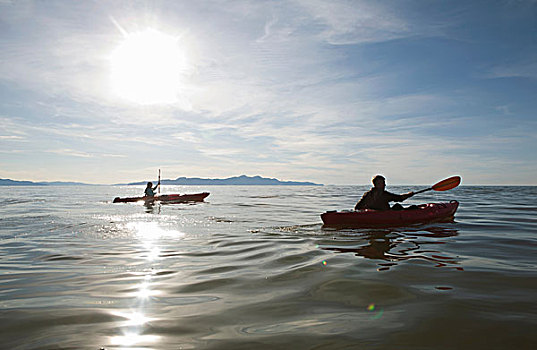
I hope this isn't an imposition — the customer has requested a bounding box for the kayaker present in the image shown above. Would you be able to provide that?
[354,175,414,211]
[144,181,160,197]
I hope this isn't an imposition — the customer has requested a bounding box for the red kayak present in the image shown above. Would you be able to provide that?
[321,201,459,228]
[113,192,209,204]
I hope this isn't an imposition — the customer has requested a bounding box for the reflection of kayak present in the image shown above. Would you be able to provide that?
[321,201,459,227]
[113,192,210,203]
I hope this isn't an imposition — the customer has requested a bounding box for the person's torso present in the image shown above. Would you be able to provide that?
[367,188,391,210]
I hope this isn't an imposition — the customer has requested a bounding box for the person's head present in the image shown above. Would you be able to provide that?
[372,175,386,189]
[146,182,153,188]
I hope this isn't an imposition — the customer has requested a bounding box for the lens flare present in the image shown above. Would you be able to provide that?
[372,309,384,320]
[367,303,384,319]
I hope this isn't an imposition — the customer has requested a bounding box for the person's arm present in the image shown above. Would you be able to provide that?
[400,192,414,201]
[354,191,371,210]
[387,191,414,202]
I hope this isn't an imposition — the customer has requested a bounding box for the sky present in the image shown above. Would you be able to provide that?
[1,0,536,185]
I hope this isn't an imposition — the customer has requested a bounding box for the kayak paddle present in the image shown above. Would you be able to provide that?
[414,176,461,195]
[158,169,161,194]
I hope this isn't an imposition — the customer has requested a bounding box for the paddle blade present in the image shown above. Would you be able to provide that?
[432,176,461,191]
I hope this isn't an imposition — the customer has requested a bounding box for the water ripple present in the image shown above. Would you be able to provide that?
[1,185,536,349]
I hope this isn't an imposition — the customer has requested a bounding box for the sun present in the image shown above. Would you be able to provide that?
[110,29,187,105]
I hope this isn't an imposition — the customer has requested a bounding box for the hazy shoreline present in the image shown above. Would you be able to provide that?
[0,175,323,186]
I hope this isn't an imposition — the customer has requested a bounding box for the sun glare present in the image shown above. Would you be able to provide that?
[110,29,187,105]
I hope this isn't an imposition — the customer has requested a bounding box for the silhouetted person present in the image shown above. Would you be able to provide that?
[144,181,160,197]
[355,175,414,211]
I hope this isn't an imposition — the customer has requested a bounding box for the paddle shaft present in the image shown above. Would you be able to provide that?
[414,187,432,195]
[158,169,161,194]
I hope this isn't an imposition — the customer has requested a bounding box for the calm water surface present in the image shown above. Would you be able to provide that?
[0,185,536,349]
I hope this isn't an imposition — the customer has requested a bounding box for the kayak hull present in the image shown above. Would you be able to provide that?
[321,201,459,228]
[113,192,209,204]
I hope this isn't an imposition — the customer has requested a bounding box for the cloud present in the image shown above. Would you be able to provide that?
[45,148,126,158]
[488,60,537,80]
[295,0,411,45]
[0,135,25,140]
[46,149,95,158]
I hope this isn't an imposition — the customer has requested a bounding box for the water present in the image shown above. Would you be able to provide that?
[1,185,536,349]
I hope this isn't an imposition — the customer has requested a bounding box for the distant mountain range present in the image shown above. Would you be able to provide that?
[0,179,90,186]
[123,175,323,186]
[1,175,323,186]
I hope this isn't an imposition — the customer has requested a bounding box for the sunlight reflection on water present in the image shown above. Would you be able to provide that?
[110,333,160,347]
[108,220,183,348]
[124,221,185,239]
